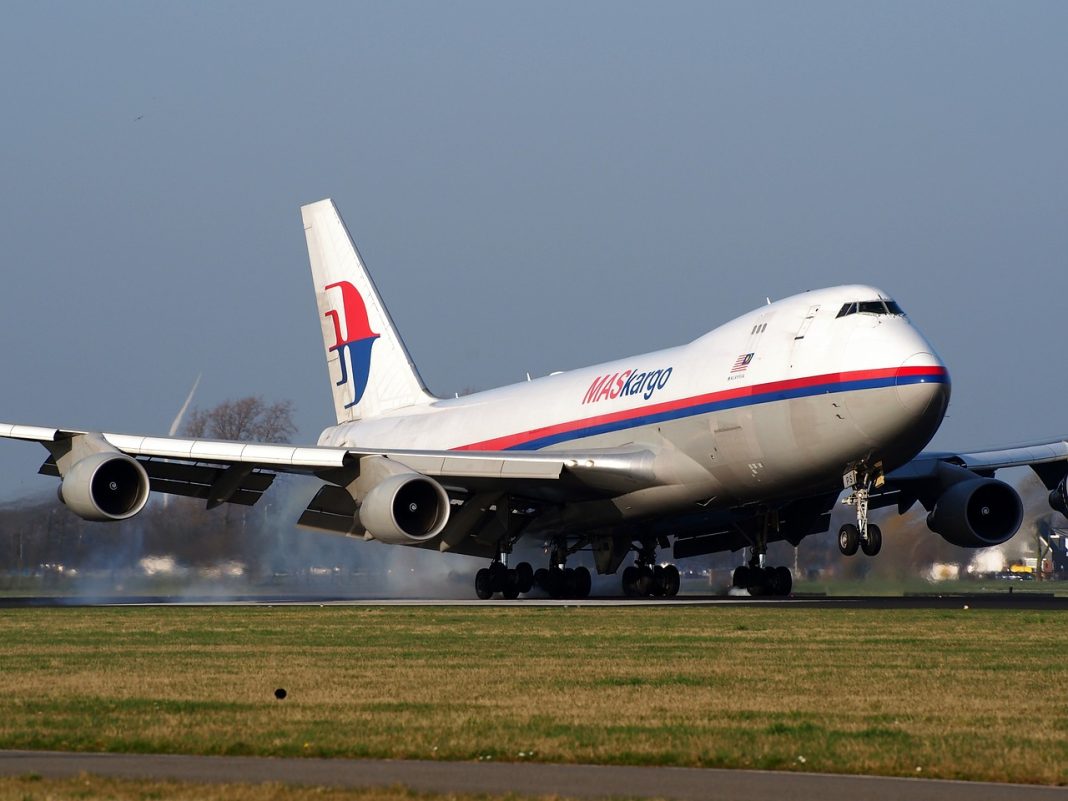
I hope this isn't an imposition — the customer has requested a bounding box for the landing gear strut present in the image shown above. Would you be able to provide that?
[839,466,883,558]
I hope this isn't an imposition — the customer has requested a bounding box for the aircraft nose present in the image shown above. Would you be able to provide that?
[896,352,950,422]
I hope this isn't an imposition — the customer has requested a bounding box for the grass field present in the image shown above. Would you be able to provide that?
[0,606,1065,785]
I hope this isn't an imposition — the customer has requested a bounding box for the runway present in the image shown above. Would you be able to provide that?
[0,592,1065,609]
[1,750,1064,800]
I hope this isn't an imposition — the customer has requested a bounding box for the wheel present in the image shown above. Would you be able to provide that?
[770,566,792,596]
[622,565,639,597]
[547,567,566,598]
[534,568,549,590]
[502,568,520,599]
[489,560,507,591]
[515,562,534,593]
[573,566,592,598]
[732,565,750,588]
[747,567,767,596]
[563,567,577,597]
[635,565,654,597]
[861,524,882,557]
[838,524,860,556]
[661,564,681,597]
[651,565,666,597]
[474,568,494,599]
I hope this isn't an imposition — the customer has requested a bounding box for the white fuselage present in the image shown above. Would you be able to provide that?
[317,285,950,527]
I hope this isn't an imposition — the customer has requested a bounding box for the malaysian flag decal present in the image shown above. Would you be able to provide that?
[731,352,754,373]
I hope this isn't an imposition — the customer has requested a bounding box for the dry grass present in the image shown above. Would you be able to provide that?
[0,774,585,801]
[0,607,1065,784]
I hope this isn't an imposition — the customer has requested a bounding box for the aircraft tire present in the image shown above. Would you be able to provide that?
[502,569,520,599]
[622,565,639,597]
[534,568,549,591]
[662,564,681,597]
[547,566,567,598]
[747,568,767,597]
[732,565,750,589]
[651,565,666,597]
[838,524,860,556]
[475,568,495,600]
[516,562,534,593]
[861,524,883,556]
[635,565,654,597]
[770,566,792,596]
[573,566,592,598]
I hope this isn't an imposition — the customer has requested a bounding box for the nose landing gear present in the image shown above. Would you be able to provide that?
[839,466,884,558]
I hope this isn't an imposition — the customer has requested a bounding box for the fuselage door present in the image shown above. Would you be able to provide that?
[789,305,821,369]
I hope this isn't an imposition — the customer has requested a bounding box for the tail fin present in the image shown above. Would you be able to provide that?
[302,198,436,423]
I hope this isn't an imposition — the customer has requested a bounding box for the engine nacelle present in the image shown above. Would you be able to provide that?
[60,451,151,521]
[358,471,450,545]
[926,477,1023,548]
[1049,476,1068,516]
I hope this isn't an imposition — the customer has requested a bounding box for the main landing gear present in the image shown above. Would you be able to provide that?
[732,510,793,597]
[534,539,592,599]
[473,540,592,599]
[838,466,883,558]
[620,540,680,597]
[474,559,534,600]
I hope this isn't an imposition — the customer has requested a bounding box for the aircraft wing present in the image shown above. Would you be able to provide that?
[901,439,1068,475]
[671,437,1068,561]
[882,437,1068,495]
[866,437,1068,519]
[0,424,658,550]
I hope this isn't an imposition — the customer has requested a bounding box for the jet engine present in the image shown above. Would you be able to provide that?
[926,477,1023,548]
[59,451,151,521]
[1049,476,1068,516]
[358,471,450,545]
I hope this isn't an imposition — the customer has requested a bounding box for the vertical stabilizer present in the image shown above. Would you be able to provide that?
[302,199,436,422]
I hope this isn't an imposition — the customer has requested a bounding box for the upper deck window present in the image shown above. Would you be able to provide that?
[836,299,905,318]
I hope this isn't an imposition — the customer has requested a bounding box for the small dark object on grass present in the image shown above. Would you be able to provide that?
[274,688,287,700]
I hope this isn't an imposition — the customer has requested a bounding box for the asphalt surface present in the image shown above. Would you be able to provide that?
[0,592,1066,609]
[1,751,1065,800]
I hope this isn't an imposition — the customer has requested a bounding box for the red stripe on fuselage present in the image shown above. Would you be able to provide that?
[452,365,947,452]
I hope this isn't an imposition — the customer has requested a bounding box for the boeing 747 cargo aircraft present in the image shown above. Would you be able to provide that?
[3,199,1066,598]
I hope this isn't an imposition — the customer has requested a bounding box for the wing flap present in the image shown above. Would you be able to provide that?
[94,433,352,471]
[297,485,360,535]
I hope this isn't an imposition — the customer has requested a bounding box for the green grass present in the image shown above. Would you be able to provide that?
[0,607,1066,784]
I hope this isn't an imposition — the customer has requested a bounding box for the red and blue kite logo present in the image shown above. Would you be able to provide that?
[324,281,380,409]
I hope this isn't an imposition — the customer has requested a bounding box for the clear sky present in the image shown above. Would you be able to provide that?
[1,1,1066,499]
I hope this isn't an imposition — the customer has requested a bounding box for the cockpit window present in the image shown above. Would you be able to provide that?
[836,299,906,318]
[858,300,889,315]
